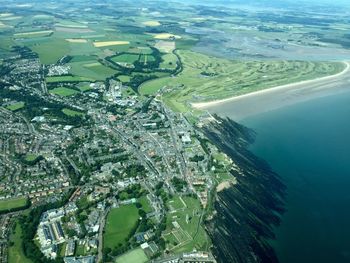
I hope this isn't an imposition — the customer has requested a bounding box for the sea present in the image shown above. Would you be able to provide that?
[229,90,350,263]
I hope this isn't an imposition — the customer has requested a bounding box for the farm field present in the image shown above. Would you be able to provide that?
[104,204,139,250]
[69,61,117,80]
[140,50,345,112]
[93,41,130,47]
[115,248,148,263]
[0,197,27,212]
[49,87,79,96]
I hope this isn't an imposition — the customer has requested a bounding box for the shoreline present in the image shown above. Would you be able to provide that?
[192,61,350,109]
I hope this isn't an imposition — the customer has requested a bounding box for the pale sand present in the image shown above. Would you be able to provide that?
[65,38,88,43]
[93,41,130,47]
[195,62,350,120]
[192,62,350,109]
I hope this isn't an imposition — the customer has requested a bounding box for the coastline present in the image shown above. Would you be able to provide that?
[192,61,350,110]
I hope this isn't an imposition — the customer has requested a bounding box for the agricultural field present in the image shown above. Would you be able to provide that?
[68,61,117,80]
[5,102,25,111]
[140,50,345,112]
[93,41,130,47]
[115,248,148,263]
[49,87,79,96]
[0,197,28,212]
[104,204,139,250]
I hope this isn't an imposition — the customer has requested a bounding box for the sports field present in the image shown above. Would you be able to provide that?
[49,87,79,96]
[0,197,27,212]
[46,76,93,83]
[6,102,25,111]
[115,248,148,263]
[104,204,139,249]
[62,108,85,117]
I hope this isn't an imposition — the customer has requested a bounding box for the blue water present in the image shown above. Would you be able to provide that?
[242,91,350,263]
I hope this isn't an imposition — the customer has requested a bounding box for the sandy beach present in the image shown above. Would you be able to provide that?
[193,62,350,120]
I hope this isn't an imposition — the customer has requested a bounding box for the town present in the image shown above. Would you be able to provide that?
[0,42,234,263]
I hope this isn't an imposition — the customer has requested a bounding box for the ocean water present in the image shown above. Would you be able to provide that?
[241,91,350,263]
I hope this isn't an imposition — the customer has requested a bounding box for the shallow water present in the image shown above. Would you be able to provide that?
[239,91,350,262]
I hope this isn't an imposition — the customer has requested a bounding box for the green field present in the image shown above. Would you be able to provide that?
[160,53,178,70]
[139,196,152,213]
[46,76,93,83]
[163,196,210,253]
[140,50,345,112]
[29,38,70,64]
[117,75,131,83]
[0,197,27,212]
[115,248,148,263]
[69,61,117,80]
[25,154,39,162]
[8,222,33,263]
[104,205,139,250]
[49,87,79,96]
[6,102,25,111]
[62,108,85,117]
[112,53,140,64]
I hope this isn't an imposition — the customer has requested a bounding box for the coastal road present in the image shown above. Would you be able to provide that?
[194,62,350,120]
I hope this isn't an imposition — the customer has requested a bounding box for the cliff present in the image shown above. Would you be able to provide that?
[201,116,286,263]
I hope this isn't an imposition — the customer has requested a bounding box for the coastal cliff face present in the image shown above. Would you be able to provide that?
[201,116,286,263]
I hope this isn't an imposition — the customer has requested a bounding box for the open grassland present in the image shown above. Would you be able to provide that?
[93,41,130,47]
[104,205,139,250]
[140,50,345,112]
[163,196,210,253]
[49,87,79,96]
[115,248,148,263]
[0,197,27,212]
[8,222,33,263]
[6,102,25,111]
[62,108,85,117]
